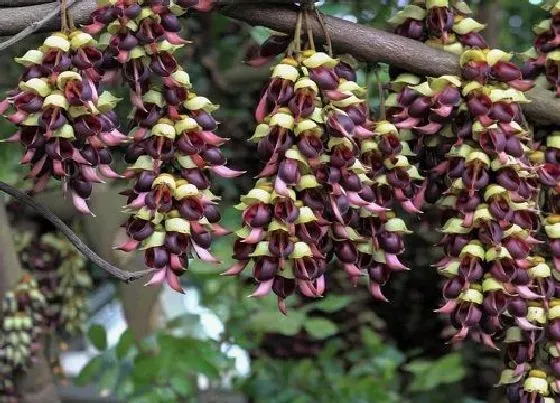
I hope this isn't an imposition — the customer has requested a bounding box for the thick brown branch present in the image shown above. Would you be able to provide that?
[0,0,52,6]
[0,2,559,124]
[0,181,155,283]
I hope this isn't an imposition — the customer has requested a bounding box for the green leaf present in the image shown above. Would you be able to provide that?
[170,376,193,397]
[98,366,119,392]
[249,310,306,336]
[75,355,103,386]
[406,353,466,392]
[88,324,108,351]
[250,26,272,45]
[309,295,353,313]
[304,318,338,339]
[116,329,134,360]
[115,379,134,399]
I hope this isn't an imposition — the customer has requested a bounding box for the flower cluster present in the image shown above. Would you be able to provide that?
[15,232,91,335]
[227,54,332,312]
[0,275,46,402]
[227,25,422,309]
[388,0,487,55]
[521,0,560,95]
[85,0,238,291]
[432,48,542,350]
[388,0,489,205]
[0,31,124,215]
[355,120,423,300]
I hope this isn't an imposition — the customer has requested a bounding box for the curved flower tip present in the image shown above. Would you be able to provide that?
[193,243,221,263]
[248,279,274,298]
[211,223,231,237]
[480,334,500,351]
[145,268,166,286]
[385,254,409,270]
[242,227,265,243]
[369,283,389,302]
[344,263,364,279]
[200,130,228,146]
[0,130,22,143]
[277,297,288,315]
[434,299,457,314]
[221,261,248,276]
[71,192,96,217]
[166,33,189,46]
[99,164,125,179]
[401,200,424,214]
[100,129,128,147]
[113,239,140,252]
[82,22,105,35]
[210,165,246,178]
[166,268,185,293]
[516,285,543,300]
[451,326,470,343]
[515,316,541,331]
[0,98,10,115]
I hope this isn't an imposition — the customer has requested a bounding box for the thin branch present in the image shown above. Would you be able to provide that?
[0,181,156,283]
[0,0,77,52]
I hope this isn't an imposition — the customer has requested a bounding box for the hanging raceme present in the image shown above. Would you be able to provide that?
[0,14,124,215]
[226,8,422,310]
[0,275,46,401]
[15,231,91,336]
[84,0,241,292]
[387,0,487,203]
[521,0,560,96]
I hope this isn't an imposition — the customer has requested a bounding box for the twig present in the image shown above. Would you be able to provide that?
[0,181,156,283]
[0,0,77,52]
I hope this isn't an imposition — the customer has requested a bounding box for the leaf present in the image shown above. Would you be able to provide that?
[248,310,306,336]
[309,295,353,313]
[170,376,193,397]
[115,379,135,399]
[75,355,103,386]
[98,366,119,392]
[88,324,108,351]
[116,329,134,360]
[304,318,338,339]
[250,26,272,45]
[406,353,466,392]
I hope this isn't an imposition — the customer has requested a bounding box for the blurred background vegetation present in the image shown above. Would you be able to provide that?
[0,0,551,402]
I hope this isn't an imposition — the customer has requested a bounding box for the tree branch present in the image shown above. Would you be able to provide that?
[0,2,558,125]
[0,181,155,283]
[0,0,77,53]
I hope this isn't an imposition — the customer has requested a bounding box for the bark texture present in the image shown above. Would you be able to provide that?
[0,2,558,125]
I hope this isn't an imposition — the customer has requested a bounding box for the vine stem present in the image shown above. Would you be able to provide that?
[374,65,386,121]
[0,181,156,283]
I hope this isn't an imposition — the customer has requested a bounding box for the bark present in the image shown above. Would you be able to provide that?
[0,2,558,125]
[0,198,61,403]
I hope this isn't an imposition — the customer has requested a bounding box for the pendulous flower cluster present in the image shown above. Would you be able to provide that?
[0,275,46,402]
[85,0,239,291]
[433,48,542,349]
[0,31,124,215]
[15,231,91,336]
[387,0,489,204]
[388,0,487,55]
[227,19,421,310]
[521,0,560,96]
